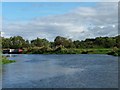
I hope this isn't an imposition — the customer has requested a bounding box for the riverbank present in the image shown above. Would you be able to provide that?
[22,47,120,56]
[1,56,16,64]
[2,35,120,56]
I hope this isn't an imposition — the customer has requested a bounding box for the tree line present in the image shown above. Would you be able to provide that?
[2,35,120,49]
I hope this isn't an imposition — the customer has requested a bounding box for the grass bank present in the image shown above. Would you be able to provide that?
[1,56,16,64]
[23,47,117,55]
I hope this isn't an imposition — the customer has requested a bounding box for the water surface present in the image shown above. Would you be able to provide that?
[2,54,118,88]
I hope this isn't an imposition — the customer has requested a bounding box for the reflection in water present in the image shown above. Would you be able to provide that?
[4,54,18,58]
[2,54,118,88]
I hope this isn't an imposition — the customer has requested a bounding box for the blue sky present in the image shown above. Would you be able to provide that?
[3,2,97,21]
[2,2,118,41]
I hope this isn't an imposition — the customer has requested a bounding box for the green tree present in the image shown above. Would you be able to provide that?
[54,36,75,48]
[116,35,120,48]
[31,38,50,47]
[2,37,11,48]
[9,36,26,49]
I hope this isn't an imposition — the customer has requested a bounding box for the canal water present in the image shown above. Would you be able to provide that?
[2,54,118,88]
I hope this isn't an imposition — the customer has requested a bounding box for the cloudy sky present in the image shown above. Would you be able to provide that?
[2,2,118,41]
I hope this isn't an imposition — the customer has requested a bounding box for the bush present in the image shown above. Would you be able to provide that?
[106,47,120,56]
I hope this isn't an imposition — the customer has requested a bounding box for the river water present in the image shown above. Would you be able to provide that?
[2,54,118,88]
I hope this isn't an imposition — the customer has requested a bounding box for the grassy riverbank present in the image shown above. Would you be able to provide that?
[107,50,120,56]
[1,56,16,64]
[2,35,120,56]
[23,47,120,56]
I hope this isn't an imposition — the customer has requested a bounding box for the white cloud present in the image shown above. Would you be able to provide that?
[2,2,118,41]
